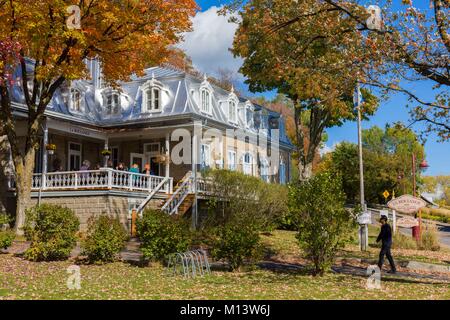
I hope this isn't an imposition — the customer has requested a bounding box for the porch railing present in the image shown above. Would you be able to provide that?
[10,168,173,194]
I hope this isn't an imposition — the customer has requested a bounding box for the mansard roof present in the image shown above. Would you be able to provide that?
[10,62,293,148]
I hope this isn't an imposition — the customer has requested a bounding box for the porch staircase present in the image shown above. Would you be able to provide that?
[160,171,194,215]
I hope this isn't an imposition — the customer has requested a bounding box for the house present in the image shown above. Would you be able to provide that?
[2,60,294,230]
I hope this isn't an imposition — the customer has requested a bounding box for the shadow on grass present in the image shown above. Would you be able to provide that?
[257,261,311,276]
[333,264,450,285]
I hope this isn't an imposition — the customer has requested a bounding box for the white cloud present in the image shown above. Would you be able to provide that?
[320,142,339,156]
[178,6,243,78]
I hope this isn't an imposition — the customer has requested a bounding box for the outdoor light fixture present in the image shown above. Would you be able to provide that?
[419,159,429,171]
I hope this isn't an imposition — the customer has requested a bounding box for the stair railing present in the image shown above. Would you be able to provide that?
[161,173,193,215]
[136,176,171,215]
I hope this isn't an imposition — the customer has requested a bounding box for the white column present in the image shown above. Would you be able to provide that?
[165,132,170,178]
[103,138,109,167]
[191,121,202,230]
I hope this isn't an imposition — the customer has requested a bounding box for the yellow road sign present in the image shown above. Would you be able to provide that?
[383,190,390,199]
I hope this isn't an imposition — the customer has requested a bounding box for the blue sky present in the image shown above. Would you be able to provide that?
[182,0,449,176]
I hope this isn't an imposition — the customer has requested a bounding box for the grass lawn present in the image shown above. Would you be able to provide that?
[0,229,449,300]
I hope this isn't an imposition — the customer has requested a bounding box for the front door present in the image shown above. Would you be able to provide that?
[68,142,82,171]
[130,153,145,172]
[149,156,160,176]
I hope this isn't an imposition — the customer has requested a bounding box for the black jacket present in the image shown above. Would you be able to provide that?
[376,223,393,246]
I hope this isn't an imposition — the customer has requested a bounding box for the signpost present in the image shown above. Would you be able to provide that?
[396,216,419,229]
[383,190,390,201]
[387,195,426,238]
[387,195,426,214]
[357,211,372,225]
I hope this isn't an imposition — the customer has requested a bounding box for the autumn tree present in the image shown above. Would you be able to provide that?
[322,0,450,141]
[231,0,449,140]
[0,0,197,235]
[230,0,378,180]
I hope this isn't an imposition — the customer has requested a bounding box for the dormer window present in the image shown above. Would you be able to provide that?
[228,100,237,123]
[145,87,161,112]
[105,91,120,115]
[201,88,211,114]
[69,88,83,112]
[141,75,165,113]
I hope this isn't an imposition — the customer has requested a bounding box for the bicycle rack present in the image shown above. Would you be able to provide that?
[167,249,211,278]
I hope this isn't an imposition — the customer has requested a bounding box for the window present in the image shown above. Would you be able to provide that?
[228,150,236,171]
[260,159,270,182]
[105,92,120,115]
[70,88,82,112]
[144,142,161,154]
[200,144,211,169]
[201,88,211,114]
[243,153,253,175]
[228,100,237,123]
[279,162,286,185]
[145,87,161,112]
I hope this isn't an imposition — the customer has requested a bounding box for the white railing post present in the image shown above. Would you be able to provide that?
[74,172,78,189]
[107,169,112,189]
[129,171,133,190]
[42,173,46,190]
[169,178,173,194]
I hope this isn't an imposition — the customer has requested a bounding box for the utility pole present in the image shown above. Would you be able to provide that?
[356,83,368,251]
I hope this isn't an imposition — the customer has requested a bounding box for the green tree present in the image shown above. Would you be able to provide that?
[288,172,356,276]
[320,123,426,204]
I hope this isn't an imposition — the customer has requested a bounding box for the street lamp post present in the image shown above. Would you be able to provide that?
[355,83,368,251]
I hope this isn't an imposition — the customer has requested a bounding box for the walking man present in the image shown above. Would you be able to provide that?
[376,215,396,273]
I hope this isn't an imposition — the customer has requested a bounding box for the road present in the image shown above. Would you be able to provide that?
[367,208,450,248]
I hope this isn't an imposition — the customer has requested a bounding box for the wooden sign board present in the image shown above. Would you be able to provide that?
[387,195,426,214]
[396,216,419,228]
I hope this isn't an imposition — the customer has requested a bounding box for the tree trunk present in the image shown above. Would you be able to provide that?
[298,161,313,181]
[13,149,36,236]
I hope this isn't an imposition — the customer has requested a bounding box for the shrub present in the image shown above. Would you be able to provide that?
[0,230,15,250]
[418,223,440,251]
[81,215,128,263]
[211,217,262,271]
[23,204,79,261]
[289,172,356,276]
[137,209,190,261]
[392,232,417,250]
[201,170,283,270]
[421,207,450,218]
[203,169,287,231]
